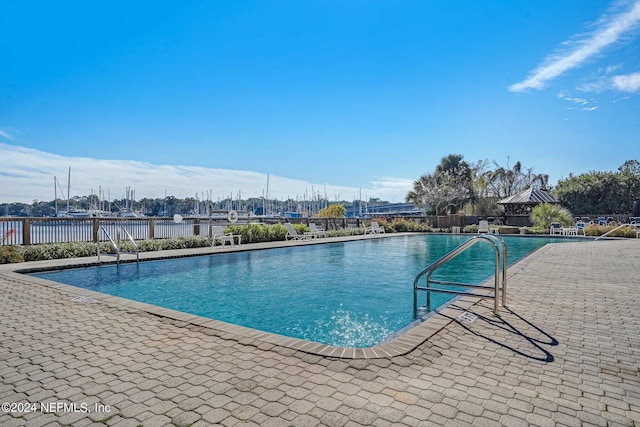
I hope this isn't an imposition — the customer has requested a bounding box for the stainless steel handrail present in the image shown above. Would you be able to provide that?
[480,234,508,306]
[98,226,120,264]
[413,234,507,315]
[97,226,139,265]
[119,226,140,263]
[594,223,638,240]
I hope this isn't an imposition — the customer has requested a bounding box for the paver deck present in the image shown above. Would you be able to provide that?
[1,236,639,426]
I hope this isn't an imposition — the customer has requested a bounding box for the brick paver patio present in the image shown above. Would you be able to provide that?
[1,236,639,426]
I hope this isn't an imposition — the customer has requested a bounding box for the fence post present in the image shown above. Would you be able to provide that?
[92,218,99,243]
[149,218,155,239]
[194,218,200,236]
[23,219,31,245]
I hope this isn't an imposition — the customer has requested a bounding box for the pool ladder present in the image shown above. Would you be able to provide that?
[98,226,139,265]
[413,234,507,315]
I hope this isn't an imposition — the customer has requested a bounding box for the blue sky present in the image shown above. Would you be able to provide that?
[1,1,639,204]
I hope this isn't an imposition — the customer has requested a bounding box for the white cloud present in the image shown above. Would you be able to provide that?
[605,64,622,73]
[0,143,412,204]
[0,129,13,140]
[613,95,631,102]
[612,71,640,91]
[558,93,589,104]
[509,1,640,92]
[558,93,597,111]
[577,79,609,93]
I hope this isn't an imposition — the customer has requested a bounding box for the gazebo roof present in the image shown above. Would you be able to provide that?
[497,188,558,205]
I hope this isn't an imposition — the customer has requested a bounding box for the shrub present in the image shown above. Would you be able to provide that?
[224,223,291,244]
[366,217,431,233]
[23,243,77,261]
[0,246,24,264]
[136,239,163,252]
[390,218,431,232]
[325,228,362,237]
[66,242,100,257]
[292,223,310,236]
[268,223,288,241]
[464,224,478,233]
[583,224,635,238]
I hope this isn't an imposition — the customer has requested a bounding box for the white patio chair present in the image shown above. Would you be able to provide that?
[309,223,326,238]
[212,226,241,246]
[549,223,563,235]
[285,223,310,240]
[371,221,385,234]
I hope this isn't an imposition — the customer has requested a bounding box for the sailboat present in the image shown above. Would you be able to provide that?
[54,167,88,217]
[54,167,110,218]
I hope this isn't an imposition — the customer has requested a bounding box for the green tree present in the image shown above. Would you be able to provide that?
[555,160,640,214]
[316,204,346,218]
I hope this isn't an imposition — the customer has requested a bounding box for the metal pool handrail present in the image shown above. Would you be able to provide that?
[119,226,140,264]
[98,226,120,264]
[97,226,139,265]
[594,222,638,240]
[413,234,507,315]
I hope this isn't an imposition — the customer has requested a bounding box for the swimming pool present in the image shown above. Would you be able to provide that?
[33,234,565,347]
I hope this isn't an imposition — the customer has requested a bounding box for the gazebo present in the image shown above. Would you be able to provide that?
[497,187,558,215]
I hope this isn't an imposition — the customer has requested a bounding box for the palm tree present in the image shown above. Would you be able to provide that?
[531,203,573,230]
[488,159,548,199]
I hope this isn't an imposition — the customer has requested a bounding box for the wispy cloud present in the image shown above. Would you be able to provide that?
[509,1,640,92]
[612,71,640,91]
[0,143,411,204]
[557,93,598,111]
[613,95,632,102]
[0,129,13,140]
[558,93,588,104]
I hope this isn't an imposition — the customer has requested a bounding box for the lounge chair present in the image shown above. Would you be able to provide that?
[372,222,385,234]
[576,221,586,236]
[363,221,385,235]
[363,222,374,234]
[212,226,241,246]
[285,223,310,240]
[478,220,489,233]
[549,222,563,235]
[309,223,326,239]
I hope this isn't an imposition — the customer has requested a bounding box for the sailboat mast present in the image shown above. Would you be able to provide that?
[67,167,71,213]
[266,174,270,215]
[54,176,58,216]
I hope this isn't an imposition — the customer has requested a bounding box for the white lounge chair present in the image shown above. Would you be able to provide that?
[372,222,385,234]
[478,220,489,233]
[285,223,310,240]
[363,222,374,234]
[364,221,385,235]
[212,226,241,246]
[309,223,326,239]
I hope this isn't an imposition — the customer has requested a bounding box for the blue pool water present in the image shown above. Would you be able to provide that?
[33,235,567,347]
